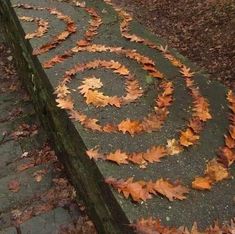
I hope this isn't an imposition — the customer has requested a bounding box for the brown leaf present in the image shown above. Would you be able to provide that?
[8,179,21,193]
[118,119,142,136]
[166,139,183,155]
[106,177,188,202]
[156,95,172,108]
[17,161,35,172]
[54,84,70,98]
[205,159,229,182]
[102,124,118,133]
[24,18,49,39]
[141,113,165,133]
[132,218,180,234]
[106,150,128,165]
[114,66,130,76]
[142,146,166,163]
[180,65,195,77]
[225,134,235,149]
[56,97,74,110]
[219,146,235,166]
[84,90,109,107]
[105,177,151,202]
[192,176,213,190]
[124,79,143,103]
[152,179,189,201]
[128,153,146,165]
[188,118,203,134]
[86,148,103,160]
[82,117,102,131]
[229,125,235,140]
[78,77,103,95]
[193,96,212,121]
[179,128,199,147]
[33,169,47,182]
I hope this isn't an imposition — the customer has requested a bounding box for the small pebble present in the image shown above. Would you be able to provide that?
[7,56,13,61]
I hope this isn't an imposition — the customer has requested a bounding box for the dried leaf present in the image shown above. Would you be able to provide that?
[33,169,47,182]
[17,161,35,172]
[152,178,189,201]
[142,146,166,163]
[56,97,74,110]
[106,150,128,165]
[118,119,142,136]
[166,139,183,155]
[86,148,103,160]
[8,179,21,193]
[205,159,229,182]
[192,176,213,190]
[106,177,188,202]
[180,66,195,77]
[179,128,199,147]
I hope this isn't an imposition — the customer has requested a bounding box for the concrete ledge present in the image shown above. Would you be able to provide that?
[0,0,234,232]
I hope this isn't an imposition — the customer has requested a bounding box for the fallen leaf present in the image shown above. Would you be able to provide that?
[205,159,229,182]
[142,146,166,163]
[152,178,189,201]
[166,139,183,155]
[17,161,35,172]
[118,119,142,136]
[33,169,47,182]
[86,148,103,160]
[105,177,188,202]
[56,97,74,110]
[106,150,128,165]
[179,128,199,147]
[8,179,21,192]
[180,66,195,77]
[192,176,213,190]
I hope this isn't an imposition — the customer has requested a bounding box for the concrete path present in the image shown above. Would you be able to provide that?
[0,0,234,232]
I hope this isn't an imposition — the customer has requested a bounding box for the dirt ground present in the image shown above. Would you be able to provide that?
[113,0,235,90]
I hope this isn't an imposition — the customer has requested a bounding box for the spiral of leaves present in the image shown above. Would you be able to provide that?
[14,0,235,206]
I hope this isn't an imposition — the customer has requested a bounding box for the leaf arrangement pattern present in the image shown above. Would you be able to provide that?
[13,0,234,230]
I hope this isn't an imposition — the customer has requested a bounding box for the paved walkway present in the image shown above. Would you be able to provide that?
[0,0,234,232]
[0,41,96,234]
